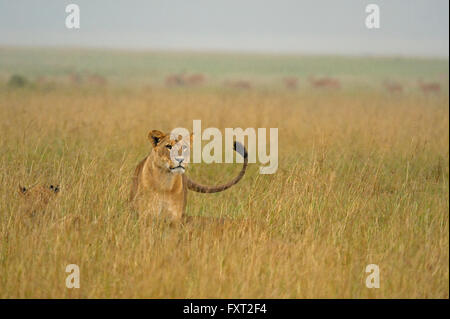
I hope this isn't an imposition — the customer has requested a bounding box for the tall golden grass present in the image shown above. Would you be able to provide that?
[0,86,448,298]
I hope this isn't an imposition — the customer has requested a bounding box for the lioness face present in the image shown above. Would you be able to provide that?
[148,130,192,174]
[18,184,60,205]
[19,184,60,196]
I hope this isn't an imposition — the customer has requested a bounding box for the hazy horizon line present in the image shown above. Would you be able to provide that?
[1,44,448,61]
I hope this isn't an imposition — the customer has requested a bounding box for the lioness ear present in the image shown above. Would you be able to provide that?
[18,184,27,195]
[190,133,194,145]
[148,130,165,147]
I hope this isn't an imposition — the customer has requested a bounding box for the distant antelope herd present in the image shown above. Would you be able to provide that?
[165,73,206,87]
[383,81,403,93]
[418,80,441,94]
[67,72,107,86]
[308,76,341,89]
[382,79,442,94]
[224,80,252,90]
[283,77,298,90]
[27,72,446,94]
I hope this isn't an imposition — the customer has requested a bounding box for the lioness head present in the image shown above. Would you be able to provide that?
[19,184,60,197]
[18,183,60,211]
[148,130,193,174]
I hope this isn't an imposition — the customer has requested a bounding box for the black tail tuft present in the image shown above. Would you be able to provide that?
[233,141,248,159]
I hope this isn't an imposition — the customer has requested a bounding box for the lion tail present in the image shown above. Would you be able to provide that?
[186,141,248,193]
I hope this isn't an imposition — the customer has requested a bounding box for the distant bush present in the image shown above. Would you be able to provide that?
[8,74,28,88]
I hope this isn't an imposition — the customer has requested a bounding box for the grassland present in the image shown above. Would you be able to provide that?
[1,47,448,86]
[0,48,448,298]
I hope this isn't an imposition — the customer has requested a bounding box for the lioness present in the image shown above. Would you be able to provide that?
[129,130,248,221]
[18,183,60,216]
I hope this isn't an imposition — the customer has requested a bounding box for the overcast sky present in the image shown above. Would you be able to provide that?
[0,0,448,57]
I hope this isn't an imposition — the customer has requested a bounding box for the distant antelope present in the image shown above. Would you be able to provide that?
[166,73,206,87]
[383,80,403,93]
[36,76,48,85]
[88,74,107,86]
[283,77,298,90]
[309,76,341,89]
[68,72,82,85]
[418,80,440,94]
[165,74,186,87]
[185,73,205,86]
[224,80,252,90]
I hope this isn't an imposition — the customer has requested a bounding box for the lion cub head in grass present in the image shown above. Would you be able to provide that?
[18,183,60,215]
[129,130,248,222]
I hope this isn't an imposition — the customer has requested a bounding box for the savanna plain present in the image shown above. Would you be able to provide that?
[0,48,448,298]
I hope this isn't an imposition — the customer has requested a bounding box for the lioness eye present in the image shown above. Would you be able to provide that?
[165,145,172,150]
